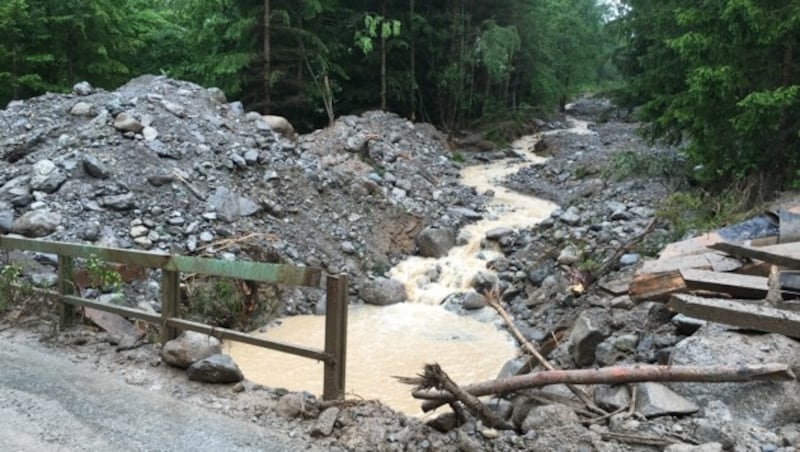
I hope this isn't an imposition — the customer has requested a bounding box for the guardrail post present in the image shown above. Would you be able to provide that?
[160,269,180,344]
[323,274,348,401]
[57,255,75,328]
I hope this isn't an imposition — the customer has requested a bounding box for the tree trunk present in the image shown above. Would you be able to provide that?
[380,0,387,111]
[263,0,271,114]
[409,0,416,120]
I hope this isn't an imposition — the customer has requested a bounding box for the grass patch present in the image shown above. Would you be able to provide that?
[603,149,687,183]
[182,277,280,330]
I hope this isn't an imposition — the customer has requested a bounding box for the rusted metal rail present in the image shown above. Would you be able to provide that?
[0,235,349,401]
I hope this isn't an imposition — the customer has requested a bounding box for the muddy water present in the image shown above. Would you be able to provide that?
[227,118,590,416]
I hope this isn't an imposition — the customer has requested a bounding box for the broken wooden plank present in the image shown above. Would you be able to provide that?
[659,233,724,259]
[680,269,768,300]
[710,241,800,268]
[84,308,140,338]
[667,294,800,338]
[599,275,632,296]
[630,271,687,302]
[640,251,742,274]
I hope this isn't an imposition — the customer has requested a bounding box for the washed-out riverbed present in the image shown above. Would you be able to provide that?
[227,118,595,415]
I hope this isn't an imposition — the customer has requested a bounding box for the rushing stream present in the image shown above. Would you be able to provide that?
[227,117,593,416]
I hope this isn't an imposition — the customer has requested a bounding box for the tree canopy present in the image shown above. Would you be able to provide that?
[0,0,613,132]
[613,0,800,190]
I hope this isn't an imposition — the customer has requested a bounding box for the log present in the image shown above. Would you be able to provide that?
[410,363,794,407]
[668,294,800,338]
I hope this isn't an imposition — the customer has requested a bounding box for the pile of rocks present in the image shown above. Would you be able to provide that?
[0,75,484,314]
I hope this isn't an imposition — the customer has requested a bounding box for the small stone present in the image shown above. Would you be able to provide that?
[70,102,94,116]
[12,210,62,237]
[142,126,158,141]
[619,253,640,266]
[134,237,153,249]
[311,407,340,437]
[199,231,214,242]
[207,87,227,104]
[130,225,149,238]
[486,227,513,240]
[161,99,186,118]
[72,81,93,96]
[82,154,110,179]
[560,206,581,225]
[359,277,407,306]
[462,291,486,310]
[636,382,699,418]
[595,385,631,411]
[113,112,143,133]
[558,244,580,265]
[244,149,259,165]
[341,241,357,254]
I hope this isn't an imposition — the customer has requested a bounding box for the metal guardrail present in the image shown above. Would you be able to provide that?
[0,235,348,401]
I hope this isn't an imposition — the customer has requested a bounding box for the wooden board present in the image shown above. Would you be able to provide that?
[679,269,768,299]
[668,294,800,338]
[710,242,800,268]
[630,271,687,302]
[659,233,724,259]
[639,252,742,274]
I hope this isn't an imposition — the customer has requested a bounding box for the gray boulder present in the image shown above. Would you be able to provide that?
[30,159,67,194]
[161,331,222,369]
[568,312,607,367]
[186,354,244,383]
[669,323,800,427]
[12,210,61,237]
[359,277,407,306]
[113,112,143,133]
[416,226,455,258]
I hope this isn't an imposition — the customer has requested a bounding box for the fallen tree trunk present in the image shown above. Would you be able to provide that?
[408,363,794,411]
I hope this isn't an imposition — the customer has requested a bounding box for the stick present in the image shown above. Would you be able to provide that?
[410,363,794,405]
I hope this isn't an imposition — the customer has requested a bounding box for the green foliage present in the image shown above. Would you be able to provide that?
[657,185,754,239]
[0,264,33,310]
[183,278,278,330]
[354,14,401,55]
[603,150,687,182]
[3,0,615,132]
[85,254,122,293]
[613,1,800,189]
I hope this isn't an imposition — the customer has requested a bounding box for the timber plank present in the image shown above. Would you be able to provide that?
[710,241,800,268]
[639,252,742,274]
[630,271,687,302]
[679,268,768,299]
[668,294,800,338]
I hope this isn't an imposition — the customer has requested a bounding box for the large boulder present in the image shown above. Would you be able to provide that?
[416,226,456,258]
[669,323,800,427]
[359,277,407,306]
[261,115,296,140]
[161,331,222,369]
[12,210,61,237]
[30,159,67,194]
[186,354,243,383]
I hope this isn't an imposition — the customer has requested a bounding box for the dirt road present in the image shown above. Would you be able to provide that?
[0,337,315,452]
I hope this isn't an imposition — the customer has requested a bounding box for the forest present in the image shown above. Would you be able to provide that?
[1,1,799,192]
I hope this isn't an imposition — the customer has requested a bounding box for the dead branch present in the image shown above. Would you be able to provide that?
[407,364,512,430]
[409,363,794,407]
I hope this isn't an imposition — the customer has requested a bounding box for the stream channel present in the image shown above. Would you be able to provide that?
[227,117,593,416]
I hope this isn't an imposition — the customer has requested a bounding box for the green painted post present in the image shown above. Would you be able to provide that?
[323,274,348,401]
[160,268,180,344]
[57,255,75,328]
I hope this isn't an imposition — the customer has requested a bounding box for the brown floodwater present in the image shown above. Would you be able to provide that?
[227,118,592,415]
